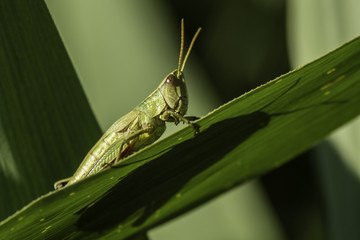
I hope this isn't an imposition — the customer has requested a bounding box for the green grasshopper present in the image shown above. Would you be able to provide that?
[54,20,201,189]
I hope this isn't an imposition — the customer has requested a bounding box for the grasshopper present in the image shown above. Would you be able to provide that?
[54,19,201,189]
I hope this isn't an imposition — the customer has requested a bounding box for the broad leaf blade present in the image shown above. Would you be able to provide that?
[1,35,360,239]
[0,0,101,219]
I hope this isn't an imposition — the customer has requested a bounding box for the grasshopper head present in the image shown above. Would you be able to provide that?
[159,70,188,117]
[159,19,201,121]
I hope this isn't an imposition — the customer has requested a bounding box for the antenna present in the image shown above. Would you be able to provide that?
[177,19,185,78]
[177,19,201,78]
[181,27,201,73]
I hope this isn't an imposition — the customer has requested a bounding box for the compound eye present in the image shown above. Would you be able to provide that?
[166,74,177,84]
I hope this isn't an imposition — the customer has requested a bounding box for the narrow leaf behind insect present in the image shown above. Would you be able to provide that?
[1,34,360,239]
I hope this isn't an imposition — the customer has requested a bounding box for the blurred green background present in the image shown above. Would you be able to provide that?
[3,0,359,239]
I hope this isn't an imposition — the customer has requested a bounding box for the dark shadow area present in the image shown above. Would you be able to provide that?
[261,149,325,240]
[315,141,360,240]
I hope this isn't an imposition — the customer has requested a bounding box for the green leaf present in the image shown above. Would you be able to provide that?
[0,0,101,219]
[1,27,360,239]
